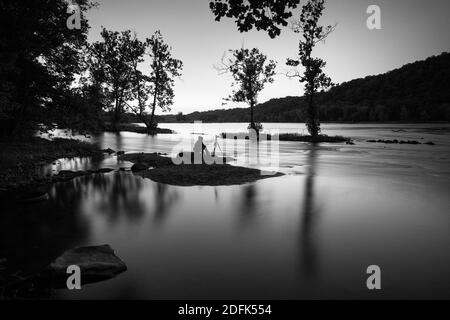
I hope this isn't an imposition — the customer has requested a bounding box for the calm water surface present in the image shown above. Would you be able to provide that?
[1,123,449,299]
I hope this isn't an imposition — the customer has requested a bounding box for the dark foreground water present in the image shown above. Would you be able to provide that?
[1,123,450,299]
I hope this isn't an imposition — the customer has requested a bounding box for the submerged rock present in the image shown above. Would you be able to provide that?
[123,153,173,168]
[102,148,116,154]
[95,168,114,173]
[175,152,234,165]
[367,139,424,145]
[399,140,420,145]
[54,168,114,182]
[17,190,50,203]
[47,245,127,286]
[131,163,149,172]
[55,170,87,181]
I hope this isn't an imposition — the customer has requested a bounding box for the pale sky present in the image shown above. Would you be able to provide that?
[85,0,450,114]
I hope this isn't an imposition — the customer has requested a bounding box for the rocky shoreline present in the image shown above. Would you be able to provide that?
[0,136,286,201]
[366,139,435,145]
[0,137,104,192]
[220,132,352,143]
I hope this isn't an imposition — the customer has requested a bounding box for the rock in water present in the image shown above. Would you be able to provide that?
[102,148,116,154]
[48,245,127,286]
[18,190,50,203]
[131,163,149,172]
[95,168,114,173]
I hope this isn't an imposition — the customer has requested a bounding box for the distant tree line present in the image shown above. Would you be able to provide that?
[318,53,450,122]
[157,52,450,123]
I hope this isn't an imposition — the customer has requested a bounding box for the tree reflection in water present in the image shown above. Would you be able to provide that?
[300,144,320,278]
[153,182,179,225]
[55,172,179,226]
[0,180,92,298]
[239,184,257,228]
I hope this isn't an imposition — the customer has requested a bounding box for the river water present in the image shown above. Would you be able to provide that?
[1,123,450,299]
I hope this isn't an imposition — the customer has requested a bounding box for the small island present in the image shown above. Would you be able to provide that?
[122,153,284,186]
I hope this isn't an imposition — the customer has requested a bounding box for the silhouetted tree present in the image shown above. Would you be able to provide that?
[145,31,183,130]
[209,0,301,38]
[89,29,138,131]
[286,0,334,137]
[53,82,106,135]
[0,0,93,139]
[209,0,337,136]
[89,30,183,133]
[217,48,276,135]
[123,33,153,131]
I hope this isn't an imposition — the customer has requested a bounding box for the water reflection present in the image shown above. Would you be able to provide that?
[0,186,90,275]
[300,144,320,278]
[52,171,181,228]
[239,184,257,227]
[3,123,450,299]
[114,132,123,153]
[153,182,179,225]
[90,173,148,223]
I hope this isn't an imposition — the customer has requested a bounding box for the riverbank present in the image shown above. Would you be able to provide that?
[0,135,284,194]
[0,137,103,191]
[104,123,173,134]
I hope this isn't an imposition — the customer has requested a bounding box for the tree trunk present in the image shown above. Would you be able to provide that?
[306,86,319,138]
[113,97,120,132]
[250,102,255,128]
[249,100,260,141]
[112,81,121,132]
[149,87,158,130]
[140,115,152,134]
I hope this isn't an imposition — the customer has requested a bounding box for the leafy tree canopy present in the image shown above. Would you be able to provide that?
[209,0,301,38]
[286,0,334,136]
[0,0,93,138]
[218,48,276,130]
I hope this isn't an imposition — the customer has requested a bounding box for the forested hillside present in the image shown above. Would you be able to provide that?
[157,52,450,123]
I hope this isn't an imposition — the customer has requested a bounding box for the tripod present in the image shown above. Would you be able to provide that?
[212,135,222,157]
